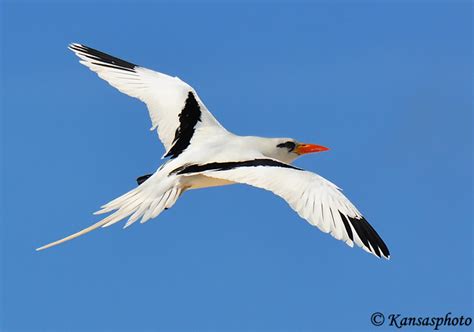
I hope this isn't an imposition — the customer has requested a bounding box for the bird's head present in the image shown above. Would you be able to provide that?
[267,138,329,163]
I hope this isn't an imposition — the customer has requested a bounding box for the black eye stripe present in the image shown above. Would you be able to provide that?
[277,141,296,151]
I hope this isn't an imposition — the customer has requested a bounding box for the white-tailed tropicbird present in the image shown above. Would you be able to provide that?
[37,43,390,259]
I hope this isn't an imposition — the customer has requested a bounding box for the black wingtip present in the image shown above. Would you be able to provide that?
[68,43,137,71]
[340,212,390,259]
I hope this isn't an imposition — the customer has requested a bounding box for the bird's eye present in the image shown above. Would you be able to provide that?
[277,141,296,152]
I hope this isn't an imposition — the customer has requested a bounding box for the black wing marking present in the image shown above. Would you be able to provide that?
[339,212,390,258]
[69,44,137,72]
[171,159,301,175]
[164,92,202,159]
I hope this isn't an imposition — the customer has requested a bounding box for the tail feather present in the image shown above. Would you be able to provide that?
[143,196,162,219]
[37,174,182,251]
[95,188,137,214]
[36,219,112,251]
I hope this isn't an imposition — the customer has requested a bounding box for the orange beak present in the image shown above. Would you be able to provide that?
[294,143,329,155]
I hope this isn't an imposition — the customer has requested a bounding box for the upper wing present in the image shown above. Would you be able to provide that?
[175,159,390,259]
[69,43,226,156]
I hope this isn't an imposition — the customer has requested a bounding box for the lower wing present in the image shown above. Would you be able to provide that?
[174,158,390,259]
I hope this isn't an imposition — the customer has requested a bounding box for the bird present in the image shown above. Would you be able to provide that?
[36,43,390,259]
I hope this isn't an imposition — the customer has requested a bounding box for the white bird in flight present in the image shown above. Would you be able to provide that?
[37,43,390,259]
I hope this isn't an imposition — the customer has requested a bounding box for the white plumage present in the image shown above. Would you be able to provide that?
[37,44,390,259]
[71,43,225,152]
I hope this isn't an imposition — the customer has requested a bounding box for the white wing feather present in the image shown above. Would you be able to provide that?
[69,43,225,151]
[188,165,389,258]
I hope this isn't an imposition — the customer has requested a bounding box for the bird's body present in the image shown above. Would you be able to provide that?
[37,44,390,259]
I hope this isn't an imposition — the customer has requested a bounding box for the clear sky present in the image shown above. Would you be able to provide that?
[1,1,472,331]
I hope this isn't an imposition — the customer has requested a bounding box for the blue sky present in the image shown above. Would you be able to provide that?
[1,1,472,331]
